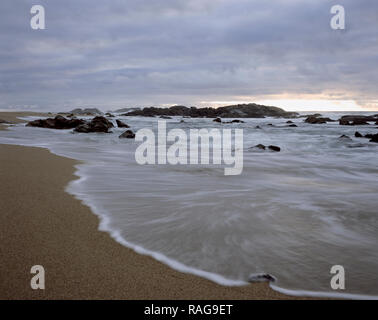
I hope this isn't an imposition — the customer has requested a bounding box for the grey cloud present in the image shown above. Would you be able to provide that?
[0,0,377,110]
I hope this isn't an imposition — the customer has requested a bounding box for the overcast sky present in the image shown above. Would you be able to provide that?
[0,0,377,111]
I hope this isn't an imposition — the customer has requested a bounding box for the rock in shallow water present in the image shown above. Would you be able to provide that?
[116,119,130,128]
[355,131,363,138]
[369,134,378,143]
[339,115,378,126]
[27,115,86,130]
[74,116,114,133]
[119,130,135,139]
[339,135,352,141]
[248,273,276,283]
[305,115,334,124]
[268,145,281,152]
[254,144,266,150]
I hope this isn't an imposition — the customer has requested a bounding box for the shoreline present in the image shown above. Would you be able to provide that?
[0,143,298,299]
[0,111,304,299]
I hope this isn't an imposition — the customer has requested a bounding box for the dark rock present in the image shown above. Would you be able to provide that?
[116,119,130,128]
[353,120,369,125]
[254,144,266,150]
[73,124,91,133]
[339,115,377,126]
[255,126,262,129]
[113,107,140,114]
[119,130,135,139]
[105,113,115,117]
[70,108,103,116]
[268,145,281,152]
[355,132,363,138]
[369,134,378,143]
[287,124,298,127]
[339,119,350,125]
[224,119,245,124]
[305,116,333,124]
[125,103,298,119]
[160,115,172,119]
[0,119,10,124]
[27,116,86,130]
[286,120,294,124]
[213,117,222,123]
[74,116,114,133]
[248,273,276,283]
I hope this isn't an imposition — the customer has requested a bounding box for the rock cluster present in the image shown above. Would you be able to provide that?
[70,108,103,116]
[339,115,378,126]
[26,115,86,129]
[125,103,298,119]
[304,115,334,124]
[74,116,114,133]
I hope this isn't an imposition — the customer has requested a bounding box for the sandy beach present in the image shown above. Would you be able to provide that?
[0,112,298,300]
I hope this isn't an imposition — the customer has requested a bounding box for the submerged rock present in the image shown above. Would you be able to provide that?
[213,117,222,123]
[339,135,352,141]
[119,130,136,139]
[116,119,130,128]
[27,115,86,130]
[251,144,281,152]
[160,115,173,119]
[248,273,276,283]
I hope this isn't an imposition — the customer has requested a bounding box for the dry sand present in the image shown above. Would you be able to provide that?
[0,112,301,300]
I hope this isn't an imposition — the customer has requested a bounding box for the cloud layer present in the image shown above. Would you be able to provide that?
[0,0,377,111]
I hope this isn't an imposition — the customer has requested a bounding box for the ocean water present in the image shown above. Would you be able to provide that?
[1,112,378,299]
